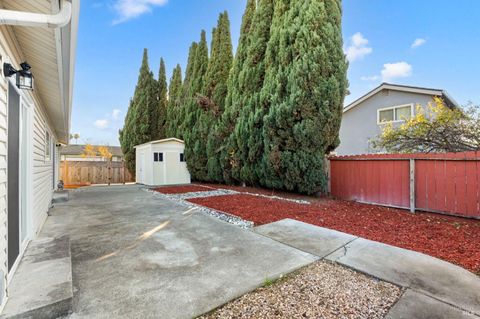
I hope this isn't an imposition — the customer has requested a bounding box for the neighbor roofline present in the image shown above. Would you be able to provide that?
[343,83,459,113]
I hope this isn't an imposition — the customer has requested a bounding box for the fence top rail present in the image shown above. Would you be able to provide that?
[329,151,480,161]
[330,157,480,162]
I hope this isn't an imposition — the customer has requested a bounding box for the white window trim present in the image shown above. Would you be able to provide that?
[377,103,414,125]
[44,129,52,162]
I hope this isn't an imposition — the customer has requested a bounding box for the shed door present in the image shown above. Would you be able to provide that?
[138,152,145,183]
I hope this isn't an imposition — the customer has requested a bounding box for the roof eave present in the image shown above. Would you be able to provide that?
[57,0,79,144]
[343,83,451,113]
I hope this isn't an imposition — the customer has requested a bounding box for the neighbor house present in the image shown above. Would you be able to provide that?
[60,144,125,162]
[0,0,79,311]
[335,83,459,155]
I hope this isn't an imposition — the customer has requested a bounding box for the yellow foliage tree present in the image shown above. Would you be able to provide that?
[372,97,480,153]
[97,146,113,161]
[81,144,97,158]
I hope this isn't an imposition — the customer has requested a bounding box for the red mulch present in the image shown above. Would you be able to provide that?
[154,184,215,194]
[187,193,480,274]
[196,182,314,200]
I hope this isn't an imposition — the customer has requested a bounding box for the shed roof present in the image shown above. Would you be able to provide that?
[344,83,459,113]
[134,138,185,148]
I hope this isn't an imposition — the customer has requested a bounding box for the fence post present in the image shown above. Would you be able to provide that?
[325,157,331,195]
[409,159,416,213]
[122,160,126,185]
[108,160,111,186]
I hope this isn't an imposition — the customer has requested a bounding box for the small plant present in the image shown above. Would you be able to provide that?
[263,277,274,287]
[263,274,283,287]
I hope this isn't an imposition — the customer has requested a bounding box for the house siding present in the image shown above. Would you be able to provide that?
[0,25,58,309]
[32,105,54,235]
[0,74,7,313]
[0,27,12,311]
[336,90,437,155]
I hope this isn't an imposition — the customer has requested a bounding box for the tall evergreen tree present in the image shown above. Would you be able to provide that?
[165,64,182,138]
[260,0,348,194]
[175,42,197,139]
[200,11,234,182]
[182,31,209,180]
[226,0,275,184]
[119,48,157,172]
[208,0,256,183]
[119,98,135,172]
[152,58,168,140]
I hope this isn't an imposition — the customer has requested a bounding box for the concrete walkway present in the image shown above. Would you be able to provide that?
[38,186,316,319]
[255,219,480,319]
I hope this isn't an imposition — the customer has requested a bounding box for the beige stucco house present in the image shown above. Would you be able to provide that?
[0,0,79,311]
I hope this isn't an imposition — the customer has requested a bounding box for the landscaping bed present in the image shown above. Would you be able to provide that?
[188,193,480,273]
[199,261,401,319]
[154,184,214,194]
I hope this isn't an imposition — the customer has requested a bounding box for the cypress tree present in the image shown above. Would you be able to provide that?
[120,48,156,172]
[183,31,209,181]
[165,64,182,138]
[153,58,168,140]
[175,42,197,139]
[119,98,135,172]
[261,0,348,194]
[209,0,256,183]
[226,0,275,184]
[202,11,234,182]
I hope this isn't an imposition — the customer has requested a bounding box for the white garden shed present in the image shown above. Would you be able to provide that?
[134,138,191,186]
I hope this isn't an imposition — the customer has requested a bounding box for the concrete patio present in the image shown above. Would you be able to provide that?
[4,186,479,319]
[255,219,480,319]
[4,185,315,318]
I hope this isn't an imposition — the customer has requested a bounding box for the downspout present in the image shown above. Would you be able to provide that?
[0,0,72,28]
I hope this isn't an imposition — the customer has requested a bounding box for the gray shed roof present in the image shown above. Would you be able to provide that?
[60,145,124,157]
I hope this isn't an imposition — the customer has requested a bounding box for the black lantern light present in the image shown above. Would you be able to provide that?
[3,62,34,90]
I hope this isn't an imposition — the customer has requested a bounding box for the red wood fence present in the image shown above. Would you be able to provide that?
[329,152,480,219]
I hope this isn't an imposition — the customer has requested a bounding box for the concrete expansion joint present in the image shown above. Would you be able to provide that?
[409,288,480,318]
[325,237,358,261]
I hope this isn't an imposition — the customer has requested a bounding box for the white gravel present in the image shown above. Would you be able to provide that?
[199,261,402,319]
[165,189,239,200]
[146,188,254,229]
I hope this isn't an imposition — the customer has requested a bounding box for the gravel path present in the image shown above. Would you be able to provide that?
[199,261,402,319]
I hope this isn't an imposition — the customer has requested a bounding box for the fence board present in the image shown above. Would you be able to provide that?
[330,152,480,219]
[60,161,135,186]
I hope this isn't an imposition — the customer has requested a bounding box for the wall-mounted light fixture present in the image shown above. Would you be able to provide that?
[3,62,34,90]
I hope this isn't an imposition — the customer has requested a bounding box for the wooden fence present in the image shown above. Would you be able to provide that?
[329,152,480,219]
[60,161,135,186]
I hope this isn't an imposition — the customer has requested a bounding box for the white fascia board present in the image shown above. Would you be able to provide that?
[343,83,444,114]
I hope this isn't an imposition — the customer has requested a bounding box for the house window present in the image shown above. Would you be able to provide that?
[377,104,413,124]
[154,152,163,162]
[45,130,51,161]
[180,153,185,162]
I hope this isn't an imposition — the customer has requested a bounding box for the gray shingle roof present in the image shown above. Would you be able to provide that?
[60,145,124,157]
